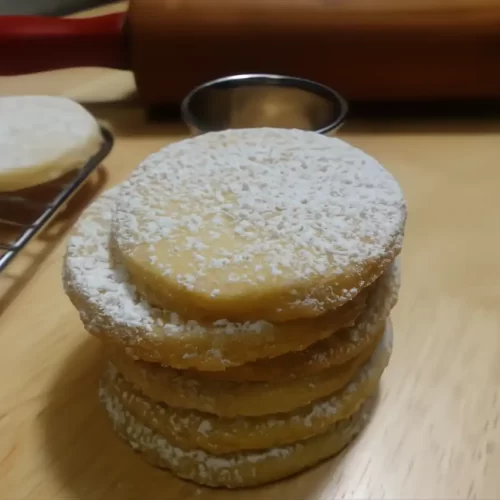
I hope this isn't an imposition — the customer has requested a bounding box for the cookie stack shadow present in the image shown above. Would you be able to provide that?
[63,129,407,488]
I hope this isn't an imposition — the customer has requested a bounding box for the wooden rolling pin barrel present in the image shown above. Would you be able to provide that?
[1,0,500,108]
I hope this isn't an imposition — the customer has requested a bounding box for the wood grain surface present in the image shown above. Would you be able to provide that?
[1,3,500,499]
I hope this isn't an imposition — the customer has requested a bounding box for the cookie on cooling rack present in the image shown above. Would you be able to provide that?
[0,96,102,192]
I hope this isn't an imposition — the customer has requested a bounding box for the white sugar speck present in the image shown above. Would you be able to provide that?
[111,128,406,310]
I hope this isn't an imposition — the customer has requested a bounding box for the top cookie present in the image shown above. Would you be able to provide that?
[0,96,102,192]
[112,128,406,322]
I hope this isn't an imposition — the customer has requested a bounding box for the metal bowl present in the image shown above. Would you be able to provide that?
[181,74,348,135]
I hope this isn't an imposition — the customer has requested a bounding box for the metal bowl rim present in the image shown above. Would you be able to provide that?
[180,73,349,135]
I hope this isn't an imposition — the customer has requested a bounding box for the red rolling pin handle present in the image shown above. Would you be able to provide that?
[0,13,127,75]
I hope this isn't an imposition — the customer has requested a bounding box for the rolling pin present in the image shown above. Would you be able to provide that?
[1,0,500,106]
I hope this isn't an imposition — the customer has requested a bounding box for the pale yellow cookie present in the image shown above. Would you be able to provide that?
[0,96,102,192]
[106,338,372,418]
[111,128,406,322]
[102,322,391,455]
[100,382,376,488]
[201,322,385,383]
[63,187,371,371]
[105,321,391,418]
[199,261,399,382]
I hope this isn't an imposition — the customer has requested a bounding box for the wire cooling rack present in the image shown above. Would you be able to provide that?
[0,126,113,272]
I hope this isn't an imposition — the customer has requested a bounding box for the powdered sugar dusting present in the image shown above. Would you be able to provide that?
[63,188,156,336]
[309,260,400,368]
[63,189,278,341]
[347,260,400,343]
[112,128,406,314]
[99,377,373,487]
[103,324,392,454]
[0,95,101,173]
[297,324,392,429]
[63,187,374,369]
[100,382,293,475]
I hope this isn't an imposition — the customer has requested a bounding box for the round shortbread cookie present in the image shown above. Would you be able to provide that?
[101,322,391,455]
[111,128,406,322]
[198,261,399,382]
[0,96,102,192]
[63,187,370,371]
[100,384,375,489]
[202,323,385,383]
[106,333,376,418]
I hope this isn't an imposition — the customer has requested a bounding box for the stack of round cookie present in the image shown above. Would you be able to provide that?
[63,128,407,488]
